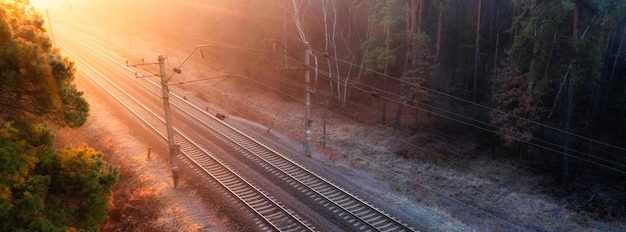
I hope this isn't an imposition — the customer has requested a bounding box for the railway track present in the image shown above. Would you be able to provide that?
[111,47,417,232]
[57,36,315,231]
[59,26,417,231]
[165,84,416,231]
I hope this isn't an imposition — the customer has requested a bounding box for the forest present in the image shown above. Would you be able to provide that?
[96,0,626,183]
[32,0,626,225]
[0,1,117,231]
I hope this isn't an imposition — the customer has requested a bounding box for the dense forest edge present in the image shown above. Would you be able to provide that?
[101,0,626,194]
[97,0,626,221]
[0,1,117,231]
[97,0,626,182]
[18,0,626,229]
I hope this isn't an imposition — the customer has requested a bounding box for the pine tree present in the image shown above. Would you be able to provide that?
[0,0,88,128]
[0,1,117,230]
[358,0,400,123]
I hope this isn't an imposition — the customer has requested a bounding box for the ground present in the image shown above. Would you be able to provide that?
[51,27,626,231]
[54,76,235,231]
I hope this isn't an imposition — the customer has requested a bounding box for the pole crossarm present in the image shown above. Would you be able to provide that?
[126,59,160,78]
[169,74,239,85]
[123,43,218,188]
[167,43,212,81]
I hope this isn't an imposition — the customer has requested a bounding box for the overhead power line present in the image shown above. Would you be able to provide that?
[126,23,626,174]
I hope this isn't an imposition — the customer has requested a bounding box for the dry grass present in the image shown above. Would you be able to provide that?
[70,25,625,231]
[166,68,626,231]
[53,75,232,231]
[212,90,626,231]
[103,160,172,232]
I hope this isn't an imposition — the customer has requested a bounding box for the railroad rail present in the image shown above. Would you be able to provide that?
[57,38,315,231]
[128,55,417,232]
[59,26,417,231]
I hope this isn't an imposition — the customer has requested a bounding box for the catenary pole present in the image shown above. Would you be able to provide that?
[158,55,180,188]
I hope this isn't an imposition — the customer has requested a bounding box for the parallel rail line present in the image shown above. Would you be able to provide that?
[121,50,416,232]
[60,26,416,231]
[58,38,315,231]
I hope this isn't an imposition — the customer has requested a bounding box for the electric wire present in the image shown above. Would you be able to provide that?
[192,58,529,230]
[127,22,626,178]
[96,22,623,230]
[137,23,626,176]
[313,48,626,155]
[308,49,626,173]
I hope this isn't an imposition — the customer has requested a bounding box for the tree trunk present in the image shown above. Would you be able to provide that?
[473,0,482,102]
[397,0,417,129]
[493,3,499,79]
[395,86,405,130]
[402,0,416,72]
[412,0,423,67]
[283,11,289,69]
[451,1,469,93]
[348,1,353,39]
[435,1,443,64]
[607,26,626,135]
[604,23,626,107]
[382,23,391,124]
[333,2,341,103]
[382,66,388,124]
[416,0,423,33]
[617,84,626,135]
[563,77,574,183]
[322,0,334,97]
[563,2,579,184]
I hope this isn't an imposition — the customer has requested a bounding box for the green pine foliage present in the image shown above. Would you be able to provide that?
[359,0,401,71]
[0,1,118,231]
[492,0,626,142]
[403,33,431,104]
[0,0,88,128]
[48,146,118,231]
[0,122,118,231]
